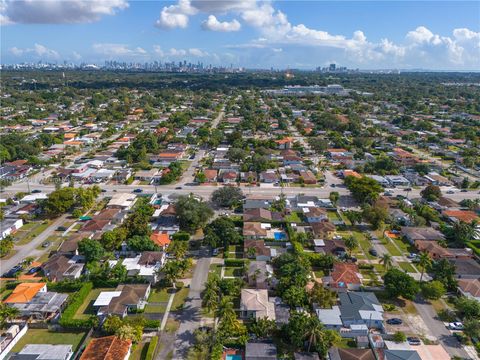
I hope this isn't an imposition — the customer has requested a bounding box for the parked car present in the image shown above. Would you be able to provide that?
[175,186,182,190]
[384,191,393,196]
[407,337,421,346]
[56,226,67,232]
[27,266,41,275]
[31,189,42,193]
[448,322,464,330]
[386,318,403,325]
[404,187,412,191]
[447,190,455,194]
[2,265,23,278]
[212,248,219,256]
[369,248,378,257]
[101,189,107,192]
[407,253,417,259]
[133,188,143,193]
[460,189,468,192]
[42,241,51,248]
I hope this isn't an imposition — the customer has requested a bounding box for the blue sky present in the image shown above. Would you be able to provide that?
[1,1,479,70]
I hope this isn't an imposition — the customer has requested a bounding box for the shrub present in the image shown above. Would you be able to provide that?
[171,232,190,241]
[59,282,94,329]
[393,331,407,343]
[437,309,456,322]
[47,280,84,292]
[145,336,158,360]
[5,281,20,290]
[144,319,160,329]
[358,263,374,270]
[224,259,245,267]
[383,304,396,312]
[175,281,184,289]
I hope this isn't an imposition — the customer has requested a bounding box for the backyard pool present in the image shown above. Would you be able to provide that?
[274,232,287,240]
[226,356,242,360]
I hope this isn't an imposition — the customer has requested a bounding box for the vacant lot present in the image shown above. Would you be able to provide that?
[11,329,86,353]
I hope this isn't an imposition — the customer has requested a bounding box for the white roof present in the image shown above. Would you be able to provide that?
[314,239,325,246]
[19,344,73,360]
[93,291,122,307]
[122,255,141,271]
[108,193,136,208]
[316,306,342,326]
[260,223,271,229]
[21,193,48,202]
[298,201,316,207]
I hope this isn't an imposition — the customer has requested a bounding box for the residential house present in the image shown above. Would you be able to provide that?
[328,348,375,360]
[134,169,159,183]
[245,342,277,360]
[58,232,93,255]
[10,344,73,360]
[243,222,268,240]
[294,352,320,360]
[246,261,273,289]
[401,227,445,244]
[243,208,282,222]
[219,169,238,183]
[414,240,472,260]
[303,207,327,223]
[0,218,23,240]
[314,239,346,256]
[384,350,421,360]
[240,289,276,321]
[244,240,273,261]
[324,263,362,291]
[316,292,384,332]
[457,279,480,301]
[310,220,336,239]
[95,284,151,318]
[449,258,480,279]
[442,210,479,224]
[121,252,166,283]
[150,232,171,249]
[275,137,293,149]
[240,171,258,183]
[4,283,47,304]
[424,172,452,186]
[259,171,279,184]
[202,169,218,183]
[42,254,84,282]
[79,336,132,360]
[107,193,137,210]
[299,170,317,184]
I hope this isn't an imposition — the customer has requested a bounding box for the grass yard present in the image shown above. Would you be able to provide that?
[383,240,402,256]
[74,288,113,320]
[223,267,243,277]
[327,211,341,222]
[129,341,148,360]
[372,263,387,274]
[164,318,180,333]
[144,304,167,314]
[208,264,222,279]
[285,212,303,223]
[171,287,189,311]
[35,235,63,251]
[398,262,417,273]
[15,221,51,245]
[149,288,173,302]
[337,338,357,349]
[392,237,415,254]
[352,231,376,260]
[11,329,86,353]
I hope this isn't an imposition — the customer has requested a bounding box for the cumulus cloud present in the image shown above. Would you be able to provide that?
[9,43,59,59]
[92,43,147,58]
[202,15,240,32]
[1,0,128,25]
[152,45,209,58]
[155,0,197,29]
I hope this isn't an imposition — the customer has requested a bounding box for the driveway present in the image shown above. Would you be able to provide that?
[1,214,68,272]
[171,255,212,359]
[413,296,469,359]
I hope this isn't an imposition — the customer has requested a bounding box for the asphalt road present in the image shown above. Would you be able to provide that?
[1,214,68,273]
[413,295,470,359]
[172,254,212,360]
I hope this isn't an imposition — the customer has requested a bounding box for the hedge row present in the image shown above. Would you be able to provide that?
[224,259,246,267]
[47,280,84,292]
[145,336,158,360]
[59,282,94,329]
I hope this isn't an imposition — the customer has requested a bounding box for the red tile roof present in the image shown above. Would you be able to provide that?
[80,336,131,360]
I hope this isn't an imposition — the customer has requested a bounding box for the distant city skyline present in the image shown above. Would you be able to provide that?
[1,1,479,70]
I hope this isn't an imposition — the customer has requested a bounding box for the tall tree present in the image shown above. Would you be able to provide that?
[418,252,432,282]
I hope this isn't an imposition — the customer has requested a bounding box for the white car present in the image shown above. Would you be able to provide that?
[448,322,464,330]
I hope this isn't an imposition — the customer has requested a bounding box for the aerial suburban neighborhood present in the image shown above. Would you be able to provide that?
[0,69,479,360]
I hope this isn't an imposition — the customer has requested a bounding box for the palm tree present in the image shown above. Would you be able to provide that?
[344,235,358,257]
[379,253,393,270]
[418,252,432,282]
[0,304,20,326]
[304,317,325,353]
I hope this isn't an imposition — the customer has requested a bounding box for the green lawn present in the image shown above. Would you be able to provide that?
[383,240,402,256]
[327,211,341,222]
[11,329,86,353]
[129,341,148,360]
[149,288,173,302]
[285,212,303,223]
[398,262,417,273]
[208,264,222,279]
[74,288,113,319]
[337,338,357,349]
[171,288,189,311]
[352,231,376,260]
[392,237,414,254]
[144,304,167,314]
[224,267,243,277]
[35,235,63,251]
[15,221,51,245]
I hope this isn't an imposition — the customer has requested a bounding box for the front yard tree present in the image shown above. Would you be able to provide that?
[78,238,105,262]
[421,280,446,300]
[103,315,124,334]
[379,253,393,270]
[384,268,420,300]
[344,235,358,257]
[211,187,243,208]
[344,176,383,204]
[309,282,336,308]
[418,252,432,282]
[431,258,457,290]
[204,216,242,249]
[420,184,442,201]
[175,194,213,232]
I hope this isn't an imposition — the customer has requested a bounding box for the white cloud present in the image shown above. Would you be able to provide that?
[1,0,128,25]
[406,26,441,45]
[92,43,147,57]
[155,0,197,29]
[188,48,208,57]
[202,15,240,32]
[9,43,59,58]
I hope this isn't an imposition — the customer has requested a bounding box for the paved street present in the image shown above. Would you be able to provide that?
[413,296,470,359]
[171,255,212,360]
[1,214,68,273]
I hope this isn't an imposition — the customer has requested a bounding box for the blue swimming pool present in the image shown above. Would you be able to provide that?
[226,355,242,360]
[274,232,286,240]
